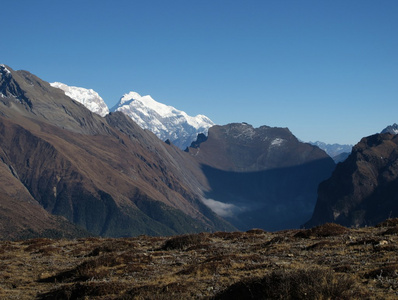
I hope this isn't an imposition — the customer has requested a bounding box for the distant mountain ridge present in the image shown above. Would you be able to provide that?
[111,91,214,149]
[309,141,352,163]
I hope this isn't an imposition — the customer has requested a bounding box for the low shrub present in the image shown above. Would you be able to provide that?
[38,281,129,300]
[161,233,208,250]
[214,267,366,300]
[295,223,349,238]
[376,218,398,228]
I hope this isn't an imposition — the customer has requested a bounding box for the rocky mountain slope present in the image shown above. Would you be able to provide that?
[305,132,398,228]
[0,64,233,239]
[186,123,336,231]
[382,123,398,135]
[111,91,214,149]
[50,82,109,117]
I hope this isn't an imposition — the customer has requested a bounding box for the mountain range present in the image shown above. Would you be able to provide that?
[51,81,355,158]
[0,64,339,238]
[0,64,233,239]
[1,64,398,239]
[51,82,214,150]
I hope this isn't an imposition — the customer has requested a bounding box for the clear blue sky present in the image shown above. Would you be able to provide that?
[2,0,397,145]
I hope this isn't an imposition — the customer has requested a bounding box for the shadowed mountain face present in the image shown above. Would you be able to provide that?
[0,65,233,238]
[305,133,398,228]
[187,124,336,231]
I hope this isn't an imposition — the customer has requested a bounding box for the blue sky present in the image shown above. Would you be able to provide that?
[2,0,397,145]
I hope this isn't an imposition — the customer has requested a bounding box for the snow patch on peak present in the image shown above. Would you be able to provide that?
[271,138,285,146]
[50,82,109,117]
[112,91,215,149]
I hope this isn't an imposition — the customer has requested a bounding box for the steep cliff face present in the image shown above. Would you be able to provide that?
[187,123,336,231]
[0,65,233,238]
[305,133,398,228]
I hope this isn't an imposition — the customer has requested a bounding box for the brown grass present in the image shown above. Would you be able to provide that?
[1,221,398,299]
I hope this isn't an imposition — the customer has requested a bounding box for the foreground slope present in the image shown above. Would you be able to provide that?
[0,64,233,238]
[305,133,398,228]
[187,123,336,231]
[1,222,397,299]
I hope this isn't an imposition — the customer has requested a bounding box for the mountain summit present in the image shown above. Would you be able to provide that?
[50,82,109,117]
[111,92,214,149]
[381,123,398,135]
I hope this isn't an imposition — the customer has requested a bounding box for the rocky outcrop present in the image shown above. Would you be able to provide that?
[381,123,398,135]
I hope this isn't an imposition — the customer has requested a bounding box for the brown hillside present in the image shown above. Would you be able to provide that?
[0,65,233,237]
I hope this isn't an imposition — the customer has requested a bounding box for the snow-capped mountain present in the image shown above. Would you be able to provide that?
[381,123,398,135]
[111,91,215,149]
[310,141,352,163]
[50,82,109,117]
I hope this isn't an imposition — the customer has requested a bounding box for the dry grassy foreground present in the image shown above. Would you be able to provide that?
[1,221,398,299]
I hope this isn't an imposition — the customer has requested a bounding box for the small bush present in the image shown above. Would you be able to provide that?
[381,227,398,235]
[295,223,349,238]
[306,240,337,250]
[214,267,366,300]
[365,264,398,279]
[246,229,267,235]
[376,218,398,228]
[161,233,208,250]
[38,281,129,300]
[211,231,244,240]
[23,238,55,253]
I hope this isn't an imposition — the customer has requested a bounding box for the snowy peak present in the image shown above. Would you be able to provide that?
[111,91,215,149]
[119,91,143,106]
[50,82,109,117]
